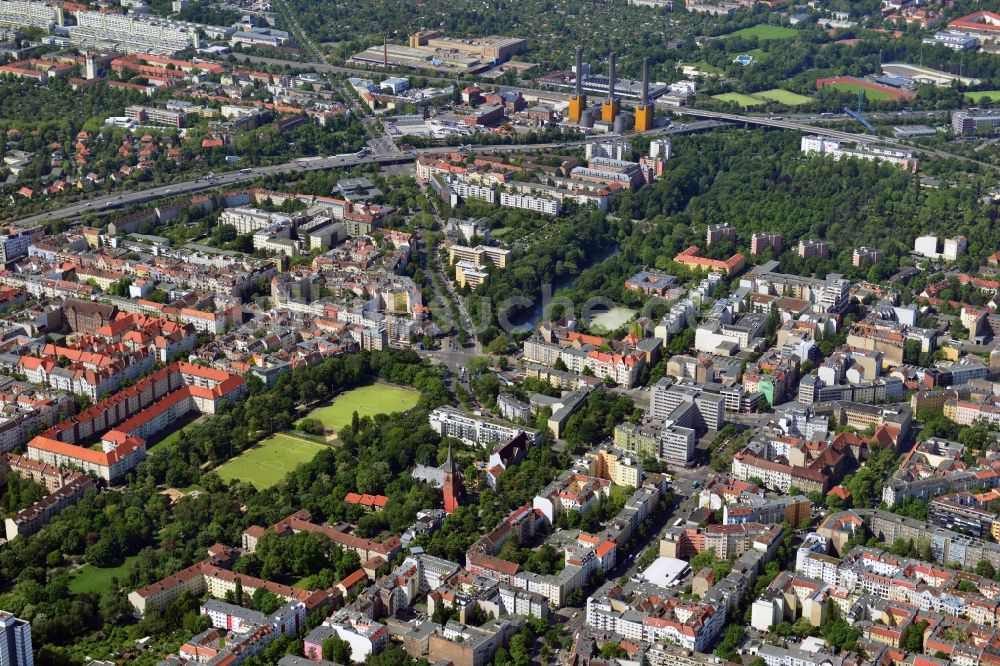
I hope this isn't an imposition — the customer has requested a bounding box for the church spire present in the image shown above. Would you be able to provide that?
[445,442,455,474]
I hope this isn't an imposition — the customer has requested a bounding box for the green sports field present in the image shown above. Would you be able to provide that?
[756,89,813,105]
[723,24,798,40]
[215,433,327,489]
[829,82,897,101]
[301,383,420,434]
[713,92,766,108]
[965,91,1000,102]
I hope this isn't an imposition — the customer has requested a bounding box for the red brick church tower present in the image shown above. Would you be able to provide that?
[442,444,463,514]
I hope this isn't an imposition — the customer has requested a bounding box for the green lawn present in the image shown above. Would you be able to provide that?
[756,89,812,105]
[713,92,765,108]
[829,81,896,101]
[69,556,141,594]
[147,414,208,455]
[965,91,1000,102]
[743,48,771,63]
[215,433,327,490]
[723,24,799,40]
[301,383,420,434]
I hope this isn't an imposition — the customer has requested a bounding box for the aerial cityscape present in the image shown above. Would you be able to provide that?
[3,0,1000,665]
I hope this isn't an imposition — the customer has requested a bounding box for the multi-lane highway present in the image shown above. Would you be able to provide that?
[10,121,726,226]
[670,106,1000,168]
[11,57,983,229]
[12,152,409,227]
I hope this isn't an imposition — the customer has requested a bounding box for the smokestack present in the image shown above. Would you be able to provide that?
[575,45,583,98]
[608,52,616,101]
[641,57,650,107]
[383,35,388,68]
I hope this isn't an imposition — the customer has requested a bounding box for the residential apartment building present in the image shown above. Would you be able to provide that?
[585,140,631,161]
[706,223,736,246]
[660,522,782,561]
[2,454,94,541]
[498,191,561,215]
[801,135,918,171]
[446,244,510,269]
[427,617,522,666]
[853,246,883,267]
[69,10,209,55]
[26,362,245,482]
[927,490,1000,539]
[798,239,829,260]
[751,232,783,256]
[0,0,63,30]
[305,610,388,663]
[242,510,402,566]
[496,393,531,422]
[219,207,295,235]
[124,105,185,128]
[740,267,850,315]
[586,587,725,652]
[0,232,30,265]
[428,406,540,448]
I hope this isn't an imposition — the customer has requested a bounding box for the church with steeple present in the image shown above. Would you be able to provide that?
[441,443,464,514]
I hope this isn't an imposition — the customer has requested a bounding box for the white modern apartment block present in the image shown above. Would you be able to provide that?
[69,11,205,54]
[801,135,917,170]
[219,207,294,235]
[654,298,695,344]
[499,191,561,215]
[0,0,62,30]
[585,139,632,161]
[649,139,672,160]
[0,232,31,265]
[913,234,967,261]
[320,610,388,663]
[452,179,497,204]
[428,406,540,447]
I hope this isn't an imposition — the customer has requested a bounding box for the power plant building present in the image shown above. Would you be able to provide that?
[351,31,526,74]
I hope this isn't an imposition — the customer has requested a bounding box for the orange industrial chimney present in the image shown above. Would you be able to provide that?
[601,52,619,124]
[568,45,586,123]
[383,34,388,68]
[635,57,653,132]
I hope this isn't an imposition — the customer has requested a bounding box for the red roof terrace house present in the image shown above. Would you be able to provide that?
[949,11,1000,40]
[26,362,245,482]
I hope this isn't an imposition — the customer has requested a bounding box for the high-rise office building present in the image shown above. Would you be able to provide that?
[0,611,33,666]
